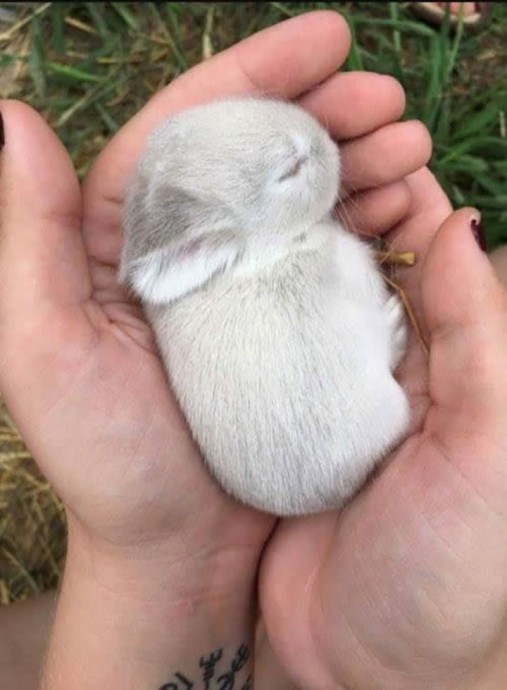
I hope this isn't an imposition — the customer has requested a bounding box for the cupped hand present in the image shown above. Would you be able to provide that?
[0,12,430,580]
[261,168,507,689]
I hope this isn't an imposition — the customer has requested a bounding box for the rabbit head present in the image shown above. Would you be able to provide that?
[120,97,339,304]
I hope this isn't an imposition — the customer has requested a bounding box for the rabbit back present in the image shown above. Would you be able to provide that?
[148,230,409,515]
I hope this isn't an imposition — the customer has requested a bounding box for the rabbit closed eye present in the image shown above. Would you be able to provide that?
[120,97,410,516]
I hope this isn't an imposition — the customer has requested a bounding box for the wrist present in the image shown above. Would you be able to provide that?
[65,514,260,604]
[42,518,259,689]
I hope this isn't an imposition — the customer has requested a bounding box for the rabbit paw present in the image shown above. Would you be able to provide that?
[386,294,408,370]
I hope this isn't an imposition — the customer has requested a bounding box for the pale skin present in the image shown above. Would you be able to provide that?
[1,9,507,690]
[436,2,482,16]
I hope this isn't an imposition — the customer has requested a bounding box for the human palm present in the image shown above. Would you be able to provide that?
[0,11,430,561]
[261,172,507,688]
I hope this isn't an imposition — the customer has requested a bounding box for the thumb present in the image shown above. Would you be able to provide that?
[0,101,88,313]
[0,101,91,401]
[422,207,507,444]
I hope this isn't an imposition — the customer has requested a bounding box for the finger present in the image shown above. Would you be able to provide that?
[0,100,88,315]
[383,167,453,340]
[379,168,452,428]
[490,245,507,288]
[340,120,432,195]
[387,167,453,251]
[298,71,406,141]
[82,10,351,267]
[422,208,507,442]
[337,179,411,236]
[0,101,96,413]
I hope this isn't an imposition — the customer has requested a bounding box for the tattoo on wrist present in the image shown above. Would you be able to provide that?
[159,643,251,690]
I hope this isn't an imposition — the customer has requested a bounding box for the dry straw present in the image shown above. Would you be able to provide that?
[0,403,65,604]
[376,248,429,358]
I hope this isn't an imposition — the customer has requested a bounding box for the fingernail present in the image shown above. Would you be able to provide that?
[0,111,4,151]
[471,217,488,253]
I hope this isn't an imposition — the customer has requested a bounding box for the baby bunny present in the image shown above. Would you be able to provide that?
[119,97,410,516]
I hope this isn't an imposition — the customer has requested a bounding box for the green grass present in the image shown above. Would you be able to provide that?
[0,1,506,602]
[3,2,507,247]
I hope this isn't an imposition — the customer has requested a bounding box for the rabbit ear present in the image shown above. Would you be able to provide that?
[120,181,241,304]
[125,231,241,304]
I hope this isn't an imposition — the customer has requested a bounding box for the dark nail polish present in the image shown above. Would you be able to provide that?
[471,218,488,253]
[0,111,4,150]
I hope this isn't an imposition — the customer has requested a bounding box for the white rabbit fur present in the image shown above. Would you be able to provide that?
[119,97,410,516]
